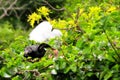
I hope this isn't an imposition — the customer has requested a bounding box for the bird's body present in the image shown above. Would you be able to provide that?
[24,43,58,59]
[25,21,60,61]
[24,45,45,59]
[29,21,62,42]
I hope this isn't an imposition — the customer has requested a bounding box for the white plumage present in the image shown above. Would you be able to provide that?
[29,21,62,42]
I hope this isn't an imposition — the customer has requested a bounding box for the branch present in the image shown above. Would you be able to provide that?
[103,29,120,60]
[0,0,2,4]
[43,0,65,11]
[102,17,120,62]
[0,0,17,19]
[12,69,40,78]
[0,0,30,19]
[25,69,40,76]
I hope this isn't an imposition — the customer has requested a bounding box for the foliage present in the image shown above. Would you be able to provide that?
[0,0,120,80]
[27,6,51,27]
[0,0,65,29]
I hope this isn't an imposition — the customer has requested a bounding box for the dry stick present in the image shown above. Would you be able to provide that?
[0,0,17,19]
[13,69,40,78]
[0,0,31,19]
[74,7,80,30]
[74,7,83,32]
[25,69,40,76]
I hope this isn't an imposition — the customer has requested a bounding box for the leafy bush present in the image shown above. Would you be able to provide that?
[0,0,120,80]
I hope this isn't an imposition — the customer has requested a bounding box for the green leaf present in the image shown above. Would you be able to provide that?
[60,62,66,69]
[70,64,77,73]
[64,67,70,74]
[3,72,11,78]
[104,71,112,80]
[100,70,107,80]
[105,54,115,62]
[12,76,22,80]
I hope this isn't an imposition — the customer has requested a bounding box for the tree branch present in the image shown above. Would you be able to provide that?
[42,0,65,11]
[0,0,30,19]
[0,0,17,19]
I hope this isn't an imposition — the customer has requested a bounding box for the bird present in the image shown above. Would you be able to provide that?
[24,43,58,59]
[29,21,62,42]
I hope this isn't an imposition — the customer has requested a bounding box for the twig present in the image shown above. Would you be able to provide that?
[25,69,40,76]
[13,69,40,78]
[103,29,120,60]
[0,0,17,19]
[0,0,31,19]
[42,0,65,11]
[102,17,120,62]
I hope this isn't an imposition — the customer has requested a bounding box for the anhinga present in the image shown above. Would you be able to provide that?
[24,43,58,60]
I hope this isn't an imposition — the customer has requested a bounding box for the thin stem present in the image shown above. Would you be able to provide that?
[102,16,120,62]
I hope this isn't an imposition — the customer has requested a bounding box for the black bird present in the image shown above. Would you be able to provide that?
[24,43,58,59]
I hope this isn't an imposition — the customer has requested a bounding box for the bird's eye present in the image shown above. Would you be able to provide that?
[44,48,47,50]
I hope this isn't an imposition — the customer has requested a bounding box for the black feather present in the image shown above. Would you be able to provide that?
[24,43,52,59]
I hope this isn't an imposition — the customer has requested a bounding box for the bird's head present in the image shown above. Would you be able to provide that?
[38,43,58,57]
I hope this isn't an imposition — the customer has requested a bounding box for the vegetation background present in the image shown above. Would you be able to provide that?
[0,0,120,80]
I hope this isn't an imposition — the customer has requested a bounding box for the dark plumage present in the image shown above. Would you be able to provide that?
[24,43,58,59]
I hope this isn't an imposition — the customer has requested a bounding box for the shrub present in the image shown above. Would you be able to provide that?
[0,0,120,80]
